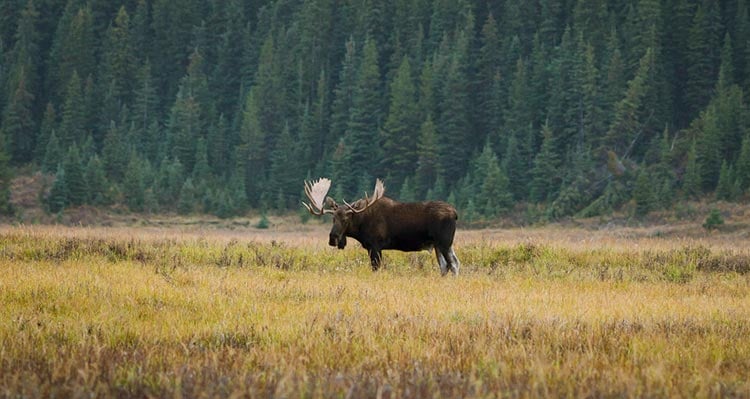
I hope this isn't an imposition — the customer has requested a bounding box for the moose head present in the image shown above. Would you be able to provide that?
[302,178,385,249]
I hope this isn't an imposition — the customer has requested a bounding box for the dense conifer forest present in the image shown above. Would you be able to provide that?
[1,0,749,221]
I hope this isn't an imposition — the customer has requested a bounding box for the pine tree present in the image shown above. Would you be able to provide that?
[178,178,197,214]
[42,131,62,174]
[437,38,471,186]
[415,116,439,197]
[101,121,129,182]
[0,132,11,215]
[737,135,750,193]
[381,56,418,188]
[633,167,654,217]
[123,152,145,211]
[696,106,722,192]
[35,103,56,161]
[48,4,95,102]
[685,4,721,116]
[529,122,560,202]
[100,6,135,107]
[268,123,299,208]
[682,140,701,199]
[345,37,382,197]
[47,164,68,213]
[1,69,35,163]
[85,155,109,206]
[715,161,735,201]
[62,145,86,206]
[479,151,512,217]
[59,70,85,147]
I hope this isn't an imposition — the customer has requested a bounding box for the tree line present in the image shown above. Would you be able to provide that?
[1,0,749,222]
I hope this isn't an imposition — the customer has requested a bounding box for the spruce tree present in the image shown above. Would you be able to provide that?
[736,135,750,193]
[682,140,701,199]
[42,131,62,174]
[62,145,86,206]
[123,152,145,211]
[47,164,68,213]
[345,37,382,197]
[1,69,35,164]
[59,70,85,147]
[178,178,197,215]
[715,161,735,201]
[85,155,109,206]
[415,116,439,197]
[35,103,56,162]
[529,122,560,202]
[633,168,654,217]
[381,56,418,188]
[0,132,11,215]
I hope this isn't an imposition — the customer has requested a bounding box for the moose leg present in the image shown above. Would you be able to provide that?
[435,248,448,275]
[439,247,459,276]
[448,247,460,275]
[369,249,382,271]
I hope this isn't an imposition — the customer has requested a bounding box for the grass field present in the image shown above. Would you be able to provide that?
[1,223,749,398]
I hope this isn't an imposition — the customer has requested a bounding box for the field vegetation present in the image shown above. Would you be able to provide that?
[1,223,749,397]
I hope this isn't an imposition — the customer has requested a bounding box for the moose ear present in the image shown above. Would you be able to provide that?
[325,196,338,210]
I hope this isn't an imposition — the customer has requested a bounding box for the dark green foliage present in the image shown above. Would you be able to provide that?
[85,155,109,206]
[47,164,68,213]
[62,146,86,206]
[633,168,654,217]
[123,153,145,211]
[703,208,724,230]
[177,178,196,215]
[0,0,748,219]
[0,132,12,215]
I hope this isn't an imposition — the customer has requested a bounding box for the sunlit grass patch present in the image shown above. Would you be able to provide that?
[1,225,749,397]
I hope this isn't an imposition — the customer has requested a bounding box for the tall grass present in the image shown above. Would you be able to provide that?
[1,225,749,397]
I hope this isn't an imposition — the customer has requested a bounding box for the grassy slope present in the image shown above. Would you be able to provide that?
[1,226,749,397]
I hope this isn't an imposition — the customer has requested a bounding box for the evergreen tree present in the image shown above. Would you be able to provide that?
[529,122,560,202]
[415,115,439,197]
[1,69,35,163]
[59,70,86,147]
[479,150,512,217]
[101,121,129,182]
[381,56,418,188]
[715,161,735,201]
[47,164,68,213]
[685,4,721,116]
[633,167,654,217]
[737,135,750,193]
[344,37,382,197]
[123,152,145,211]
[42,131,62,174]
[0,132,11,215]
[85,155,109,205]
[100,6,135,107]
[48,4,95,102]
[62,145,86,206]
[268,122,299,208]
[437,36,471,186]
[178,178,197,214]
[682,140,701,198]
[35,103,56,161]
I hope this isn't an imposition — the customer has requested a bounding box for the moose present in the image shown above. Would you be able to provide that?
[303,178,460,275]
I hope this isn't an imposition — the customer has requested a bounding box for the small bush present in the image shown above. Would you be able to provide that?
[702,208,724,230]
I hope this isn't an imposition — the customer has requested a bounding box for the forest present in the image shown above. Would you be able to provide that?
[0,0,749,222]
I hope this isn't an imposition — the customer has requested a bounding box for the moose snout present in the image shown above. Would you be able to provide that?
[329,234,346,249]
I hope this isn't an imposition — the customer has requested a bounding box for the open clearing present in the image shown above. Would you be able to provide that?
[1,223,749,397]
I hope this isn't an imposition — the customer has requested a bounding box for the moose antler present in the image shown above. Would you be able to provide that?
[344,179,385,213]
[303,178,334,215]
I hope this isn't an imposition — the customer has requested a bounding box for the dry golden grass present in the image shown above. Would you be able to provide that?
[1,223,749,398]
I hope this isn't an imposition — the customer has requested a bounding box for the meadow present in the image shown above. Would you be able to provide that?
[1,222,749,398]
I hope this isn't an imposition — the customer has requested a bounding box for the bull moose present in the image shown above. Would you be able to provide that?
[302,178,460,275]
